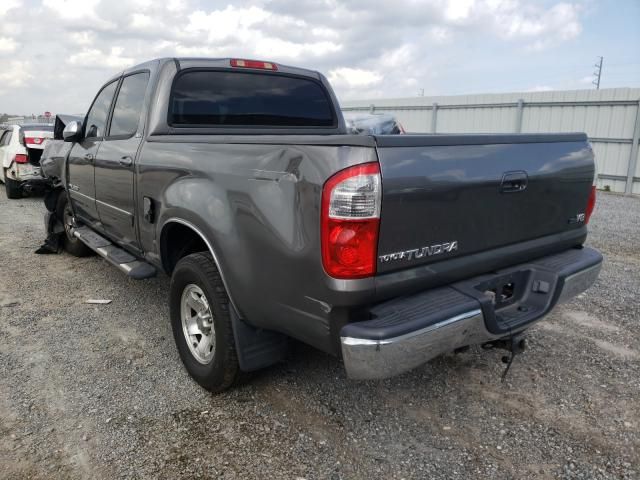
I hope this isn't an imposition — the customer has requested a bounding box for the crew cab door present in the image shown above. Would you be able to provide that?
[68,80,118,224]
[94,71,150,252]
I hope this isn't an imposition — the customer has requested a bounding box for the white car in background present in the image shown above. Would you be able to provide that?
[0,124,54,198]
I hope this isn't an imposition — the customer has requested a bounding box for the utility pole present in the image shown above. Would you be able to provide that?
[592,56,603,89]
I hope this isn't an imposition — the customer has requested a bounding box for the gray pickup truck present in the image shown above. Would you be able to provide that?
[40,57,602,392]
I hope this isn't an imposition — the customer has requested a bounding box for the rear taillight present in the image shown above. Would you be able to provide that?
[230,59,278,71]
[585,185,596,224]
[321,162,381,279]
[14,154,28,164]
[24,137,43,145]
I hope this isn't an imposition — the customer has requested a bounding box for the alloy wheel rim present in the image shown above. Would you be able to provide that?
[180,284,216,364]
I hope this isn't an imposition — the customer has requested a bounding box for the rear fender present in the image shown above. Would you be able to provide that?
[156,176,244,312]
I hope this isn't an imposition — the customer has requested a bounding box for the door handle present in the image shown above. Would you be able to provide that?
[119,156,133,167]
[84,153,94,161]
[500,171,528,193]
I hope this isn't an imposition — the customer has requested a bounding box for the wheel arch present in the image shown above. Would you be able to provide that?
[160,217,239,312]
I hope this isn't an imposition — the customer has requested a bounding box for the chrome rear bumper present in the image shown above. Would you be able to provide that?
[341,247,602,380]
[341,309,497,380]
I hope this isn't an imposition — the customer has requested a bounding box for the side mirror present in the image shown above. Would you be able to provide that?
[63,120,82,142]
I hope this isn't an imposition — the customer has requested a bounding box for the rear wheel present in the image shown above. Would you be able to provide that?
[56,193,93,257]
[3,171,22,199]
[170,252,241,393]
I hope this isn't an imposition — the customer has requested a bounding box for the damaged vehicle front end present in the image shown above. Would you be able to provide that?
[37,114,82,255]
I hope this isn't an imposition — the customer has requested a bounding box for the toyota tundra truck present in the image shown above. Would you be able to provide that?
[40,57,602,392]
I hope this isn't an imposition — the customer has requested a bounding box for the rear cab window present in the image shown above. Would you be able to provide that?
[169,70,336,128]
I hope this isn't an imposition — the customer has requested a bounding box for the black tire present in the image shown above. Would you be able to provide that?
[4,171,22,199]
[56,193,93,257]
[170,252,241,393]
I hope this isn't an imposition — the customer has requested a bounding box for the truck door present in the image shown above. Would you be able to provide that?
[67,80,118,224]
[94,71,150,253]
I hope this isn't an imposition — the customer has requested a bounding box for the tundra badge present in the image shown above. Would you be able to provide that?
[379,241,458,263]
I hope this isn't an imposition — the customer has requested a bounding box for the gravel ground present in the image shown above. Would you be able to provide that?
[0,189,638,480]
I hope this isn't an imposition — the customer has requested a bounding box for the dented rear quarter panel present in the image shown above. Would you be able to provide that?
[136,137,378,352]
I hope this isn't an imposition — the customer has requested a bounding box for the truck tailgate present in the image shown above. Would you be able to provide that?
[375,133,594,274]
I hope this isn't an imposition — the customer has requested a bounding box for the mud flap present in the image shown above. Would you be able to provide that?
[230,307,288,372]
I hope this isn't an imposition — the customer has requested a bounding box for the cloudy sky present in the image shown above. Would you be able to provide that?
[0,0,638,115]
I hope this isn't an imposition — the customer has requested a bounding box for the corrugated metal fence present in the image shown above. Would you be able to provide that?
[342,88,640,194]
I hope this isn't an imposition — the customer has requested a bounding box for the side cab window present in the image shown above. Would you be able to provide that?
[85,80,119,139]
[108,72,150,138]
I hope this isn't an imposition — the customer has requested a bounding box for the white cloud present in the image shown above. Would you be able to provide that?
[131,0,152,8]
[527,85,554,92]
[67,47,134,70]
[488,1,582,48]
[166,0,186,12]
[187,6,271,42]
[0,0,21,17]
[0,0,605,114]
[0,37,19,54]
[0,60,32,89]
[311,27,340,39]
[0,20,21,36]
[445,0,476,21]
[328,68,383,88]
[131,13,153,28]
[68,31,96,46]
[380,45,414,69]
[42,0,101,20]
[43,0,116,30]
[255,38,341,59]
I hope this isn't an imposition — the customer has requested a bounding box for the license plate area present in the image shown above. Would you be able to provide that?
[475,270,531,310]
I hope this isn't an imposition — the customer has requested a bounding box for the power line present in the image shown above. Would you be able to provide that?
[593,56,603,89]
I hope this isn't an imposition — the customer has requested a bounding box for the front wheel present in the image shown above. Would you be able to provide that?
[56,193,93,257]
[170,252,242,393]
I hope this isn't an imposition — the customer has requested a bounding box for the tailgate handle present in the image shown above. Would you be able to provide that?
[500,171,528,193]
